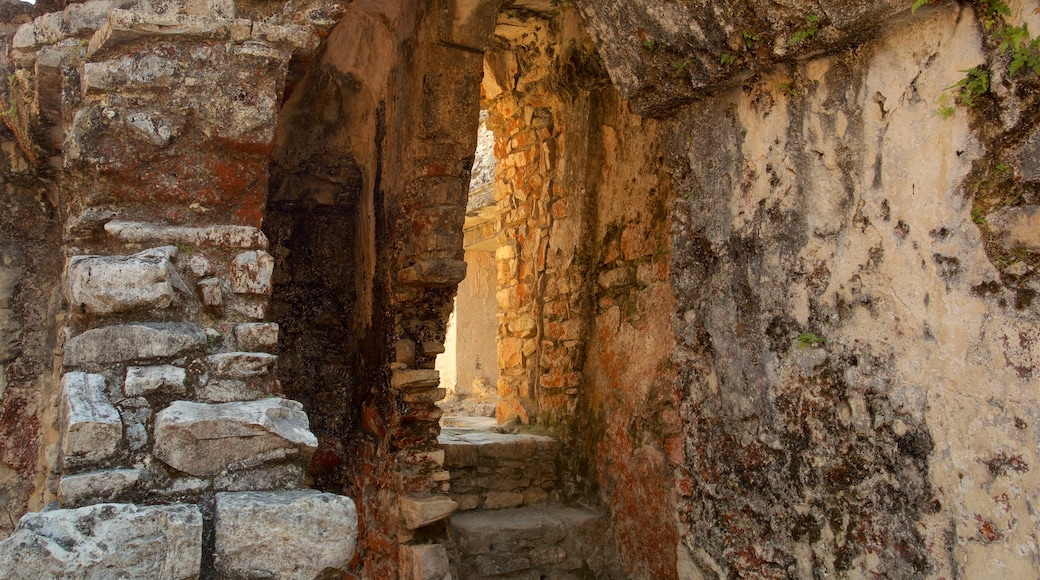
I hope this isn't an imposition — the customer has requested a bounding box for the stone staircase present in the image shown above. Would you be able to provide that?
[438,418,620,579]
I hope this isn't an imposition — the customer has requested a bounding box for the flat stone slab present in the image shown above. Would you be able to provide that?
[66,248,180,315]
[399,494,458,530]
[230,251,274,295]
[154,398,317,477]
[438,430,557,466]
[59,468,140,506]
[60,372,122,466]
[0,502,203,580]
[64,322,206,367]
[207,352,276,378]
[104,220,268,249]
[214,490,357,579]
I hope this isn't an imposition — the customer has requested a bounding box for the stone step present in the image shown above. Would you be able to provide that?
[438,429,558,511]
[450,505,620,579]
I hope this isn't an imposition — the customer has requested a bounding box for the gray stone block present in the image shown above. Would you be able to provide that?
[66,248,180,315]
[230,250,274,295]
[124,365,186,397]
[60,372,122,467]
[0,502,202,579]
[64,323,206,367]
[234,322,279,352]
[154,398,317,477]
[59,468,140,506]
[214,490,357,579]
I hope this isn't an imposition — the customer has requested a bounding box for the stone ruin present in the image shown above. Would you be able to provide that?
[0,0,1038,578]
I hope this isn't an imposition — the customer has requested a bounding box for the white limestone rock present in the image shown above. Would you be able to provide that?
[0,502,202,579]
[153,398,317,477]
[124,365,186,396]
[400,543,452,580]
[60,372,122,466]
[104,220,268,249]
[234,322,278,352]
[207,352,276,378]
[66,248,181,315]
[214,490,357,579]
[230,250,274,295]
[64,322,206,367]
[59,468,140,506]
[399,494,458,530]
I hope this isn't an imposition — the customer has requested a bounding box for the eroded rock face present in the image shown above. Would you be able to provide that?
[153,398,317,477]
[0,502,203,579]
[214,490,358,579]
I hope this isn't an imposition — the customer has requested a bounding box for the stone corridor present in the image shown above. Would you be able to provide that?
[1,0,1039,578]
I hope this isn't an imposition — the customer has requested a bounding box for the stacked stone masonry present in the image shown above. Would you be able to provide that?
[0,1,357,577]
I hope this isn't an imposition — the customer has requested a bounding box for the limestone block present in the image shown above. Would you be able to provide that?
[392,369,440,390]
[66,248,181,315]
[124,365,186,397]
[399,494,458,530]
[119,398,151,451]
[186,254,212,277]
[0,502,202,579]
[88,10,233,56]
[986,205,1040,252]
[214,490,357,579]
[105,220,268,249]
[198,277,222,306]
[230,251,274,295]
[207,352,276,378]
[59,372,122,466]
[234,322,279,352]
[12,0,121,51]
[64,323,207,367]
[59,468,140,506]
[400,543,451,580]
[229,298,268,320]
[154,398,317,477]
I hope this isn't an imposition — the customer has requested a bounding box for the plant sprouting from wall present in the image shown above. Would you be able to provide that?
[789,14,821,45]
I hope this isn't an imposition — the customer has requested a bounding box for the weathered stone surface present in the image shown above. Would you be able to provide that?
[234,322,279,352]
[398,259,467,287]
[0,502,203,579]
[986,205,1040,252]
[198,277,222,306]
[207,352,276,378]
[399,494,458,530]
[124,365,186,397]
[214,490,357,579]
[58,468,140,506]
[154,398,317,477]
[451,505,619,578]
[12,0,125,51]
[400,543,451,580]
[229,251,274,295]
[66,248,181,314]
[104,220,268,249]
[64,323,206,367]
[60,372,122,466]
[88,10,233,56]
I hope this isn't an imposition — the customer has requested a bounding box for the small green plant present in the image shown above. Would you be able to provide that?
[672,57,694,73]
[789,14,821,45]
[971,207,986,224]
[797,332,826,348]
[777,81,798,96]
[949,66,990,108]
[910,0,931,14]
[935,92,956,118]
[995,161,1009,173]
[643,39,656,51]
[206,333,223,349]
[719,53,736,66]
[175,243,192,253]
[998,24,1040,75]
[742,30,758,49]
[682,190,693,198]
